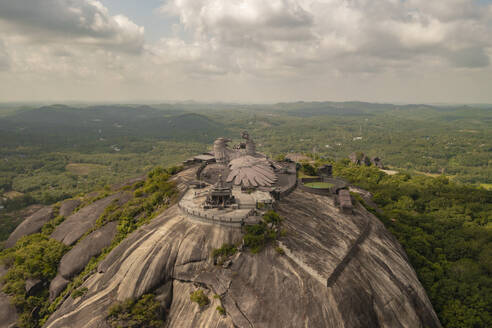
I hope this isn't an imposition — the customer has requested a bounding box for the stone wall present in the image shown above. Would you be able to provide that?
[178,203,254,228]
[196,162,208,180]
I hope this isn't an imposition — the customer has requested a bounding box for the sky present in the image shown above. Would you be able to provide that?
[0,0,492,104]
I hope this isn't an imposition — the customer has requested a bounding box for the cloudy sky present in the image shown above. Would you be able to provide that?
[0,0,491,103]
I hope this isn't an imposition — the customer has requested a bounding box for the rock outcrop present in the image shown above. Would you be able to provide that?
[51,192,131,246]
[5,206,53,248]
[49,274,70,302]
[58,199,81,218]
[41,167,441,328]
[49,221,119,300]
[349,152,384,168]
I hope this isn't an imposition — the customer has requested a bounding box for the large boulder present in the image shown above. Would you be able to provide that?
[25,278,43,296]
[5,206,53,248]
[59,199,82,218]
[43,167,441,328]
[51,192,131,246]
[59,221,118,279]
[49,275,70,302]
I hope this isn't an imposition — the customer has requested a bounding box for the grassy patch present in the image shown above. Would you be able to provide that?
[65,163,108,176]
[212,243,237,265]
[107,294,164,328]
[0,233,68,328]
[216,305,226,315]
[71,287,88,299]
[480,183,492,190]
[190,289,209,308]
[243,211,283,254]
[275,246,285,255]
[3,191,24,199]
[304,182,334,189]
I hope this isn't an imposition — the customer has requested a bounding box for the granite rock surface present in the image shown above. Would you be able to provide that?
[51,192,131,246]
[58,199,82,218]
[42,167,441,328]
[5,206,53,248]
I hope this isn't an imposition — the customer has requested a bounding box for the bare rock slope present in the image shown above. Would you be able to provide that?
[43,167,441,328]
[5,206,53,248]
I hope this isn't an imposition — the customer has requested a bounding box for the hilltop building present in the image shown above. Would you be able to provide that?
[180,132,297,227]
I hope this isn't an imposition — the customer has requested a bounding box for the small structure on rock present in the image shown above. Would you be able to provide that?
[205,175,235,209]
[337,190,353,214]
[214,138,231,164]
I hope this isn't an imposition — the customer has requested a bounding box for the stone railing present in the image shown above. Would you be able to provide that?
[178,202,254,228]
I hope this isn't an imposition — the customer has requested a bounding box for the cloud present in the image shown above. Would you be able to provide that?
[0,0,491,103]
[0,39,9,71]
[447,47,490,68]
[0,0,144,53]
[156,0,492,75]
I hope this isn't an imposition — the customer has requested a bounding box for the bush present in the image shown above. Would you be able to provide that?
[0,233,68,327]
[212,244,237,265]
[243,211,283,254]
[275,246,285,255]
[301,163,316,177]
[216,305,226,316]
[190,289,209,308]
[107,294,164,328]
[71,287,88,299]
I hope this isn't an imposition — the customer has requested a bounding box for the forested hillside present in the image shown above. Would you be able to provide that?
[0,102,491,327]
[0,102,490,236]
[331,162,492,328]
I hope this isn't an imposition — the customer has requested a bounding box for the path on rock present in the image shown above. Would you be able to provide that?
[326,203,372,287]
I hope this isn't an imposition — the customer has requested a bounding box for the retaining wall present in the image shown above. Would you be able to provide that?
[272,178,298,200]
[196,162,208,180]
[178,202,254,228]
[326,204,372,287]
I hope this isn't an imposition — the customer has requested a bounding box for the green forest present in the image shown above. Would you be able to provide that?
[0,102,491,327]
[330,162,492,328]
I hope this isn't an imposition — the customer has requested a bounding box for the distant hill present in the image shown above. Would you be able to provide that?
[0,105,227,151]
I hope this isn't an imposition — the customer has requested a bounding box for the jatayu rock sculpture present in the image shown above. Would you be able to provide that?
[2,132,441,328]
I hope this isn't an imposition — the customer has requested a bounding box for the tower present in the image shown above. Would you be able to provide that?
[214,137,230,164]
